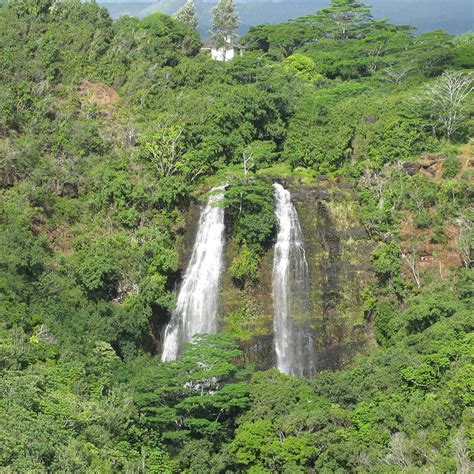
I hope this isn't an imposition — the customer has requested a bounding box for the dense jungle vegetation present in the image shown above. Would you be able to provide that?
[0,0,473,472]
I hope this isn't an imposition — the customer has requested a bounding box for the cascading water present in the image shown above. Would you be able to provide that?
[161,186,226,361]
[272,183,316,377]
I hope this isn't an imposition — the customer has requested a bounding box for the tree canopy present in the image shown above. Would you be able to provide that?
[0,0,472,471]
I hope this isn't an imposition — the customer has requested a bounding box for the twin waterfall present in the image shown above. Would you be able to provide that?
[161,183,315,376]
[161,186,226,361]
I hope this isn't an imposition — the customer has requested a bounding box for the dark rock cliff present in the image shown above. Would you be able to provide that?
[172,178,376,373]
[288,179,375,372]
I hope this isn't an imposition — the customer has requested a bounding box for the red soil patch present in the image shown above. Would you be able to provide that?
[400,215,463,282]
[399,144,472,283]
[78,80,119,110]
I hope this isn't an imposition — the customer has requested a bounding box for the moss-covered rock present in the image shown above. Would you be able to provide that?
[220,177,376,372]
[291,180,375,371]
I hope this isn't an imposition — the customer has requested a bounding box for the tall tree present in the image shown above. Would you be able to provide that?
[420,70,473,140]
[301,0,373,40]
[210,0,240,59]
[174,0,198,30]
[133,334,251,447]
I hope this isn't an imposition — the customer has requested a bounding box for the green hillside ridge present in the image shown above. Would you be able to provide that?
[99,0,474,37]
[0,0,473,472]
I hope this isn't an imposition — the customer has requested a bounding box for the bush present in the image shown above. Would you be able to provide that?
[224,180,277,250]
[75,246,120,293]
[372,241,401,284]
[283,53,319,81]
[154,175,190,210]
[230,246,260,285]
[374,301,398,346]
[414,209,433,229]
[402,291,458,334]
[234,211,276,248]
[71,235,128,295]
[442,155,461,179]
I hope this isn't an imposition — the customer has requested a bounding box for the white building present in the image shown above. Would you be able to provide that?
[201,37,245,62]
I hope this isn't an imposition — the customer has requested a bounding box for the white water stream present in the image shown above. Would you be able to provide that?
[161,186,226,361]
[272,183,316,376]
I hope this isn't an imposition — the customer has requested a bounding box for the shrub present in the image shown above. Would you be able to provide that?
[230,246,260,285]
[414,209,433,229]
[224,180,277,250]
[442,155,462,179]
[374,301,398,346]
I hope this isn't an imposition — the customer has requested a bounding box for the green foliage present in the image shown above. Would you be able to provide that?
[139,12,201,58]
[94,168,145,227]
[372,241,401,285]
[414,30,456,78]
[244,22,317,58]
[155,175,190,210]
[401,289,459,334]
[133,334,251,450]
[229,370,344,472]
[231,420,316,472]
[73,241,121,293]
[373,301,398,346]
[299,0,373,41]
[443,155,462,179]
[223,179,277,250]
[0,191,48,280]
[229,245,260,285]
[282,53,321,82]
[0,0,471,471]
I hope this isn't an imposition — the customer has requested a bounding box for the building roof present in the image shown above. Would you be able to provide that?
[201,39,245,50]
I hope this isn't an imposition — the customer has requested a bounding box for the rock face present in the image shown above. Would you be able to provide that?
[172,178,375,373]
[288,179,375,371]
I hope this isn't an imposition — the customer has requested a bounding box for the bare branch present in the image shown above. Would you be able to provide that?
[384,65,412,84]
[402,245,421,288]
[453,214,473,268]
[422,71,473,139]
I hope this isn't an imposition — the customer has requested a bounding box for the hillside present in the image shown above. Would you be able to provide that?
[0,0,473,472]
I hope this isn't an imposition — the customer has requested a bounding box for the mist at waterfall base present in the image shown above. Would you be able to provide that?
[272,183,316,377]
[161,186,226,361]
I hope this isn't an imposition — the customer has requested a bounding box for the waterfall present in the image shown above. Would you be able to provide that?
[272,183,316,377]
[161,186,226,361]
